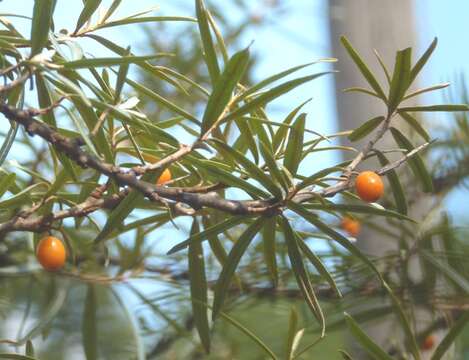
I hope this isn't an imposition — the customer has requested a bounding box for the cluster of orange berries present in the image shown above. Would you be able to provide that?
[341,170,384,237]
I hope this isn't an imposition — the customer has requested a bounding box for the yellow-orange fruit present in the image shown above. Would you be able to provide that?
[421,334,436,351]
[156,168,172,185]
[355,171,384,202]
[341,216,361,237]
[36,236,66,271]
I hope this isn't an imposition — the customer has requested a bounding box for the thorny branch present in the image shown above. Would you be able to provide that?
[0,63,431,236]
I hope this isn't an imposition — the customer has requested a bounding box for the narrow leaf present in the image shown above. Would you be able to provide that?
[167,215,246,254]
[241,59,336,100]
[398,104,469,113]
[210,140,283,199]
[61,54,170,69]
[376,152,407,215]
[201,47,250,134]
[400,112,430,142]
[224,72,332,123]
[431,311,469,360]
[212,217,265,319]
[30,0,56,56]
[344,313,394,360]
[262,216,278,287]
[390,127,433,193]
[409,37,437,85]
[348,116,384,142]
[284,113,306,175]
[82,285,97,360]
[195,0,220,84]
[281,217,325,336]
[74,0,102,34]
[188,219,211,353]
[387,47,412,112]
[340,36,386,100]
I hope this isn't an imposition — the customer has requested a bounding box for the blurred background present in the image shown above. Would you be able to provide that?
[0,0,468,359]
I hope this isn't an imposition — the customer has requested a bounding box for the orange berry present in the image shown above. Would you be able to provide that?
[421,334,436,351]
[156,168,172,185]
[341,216,361,237]
[36,236,66,271]
[355,171,384,202]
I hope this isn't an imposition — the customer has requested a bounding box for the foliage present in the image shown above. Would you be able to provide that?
[0,1,467,359]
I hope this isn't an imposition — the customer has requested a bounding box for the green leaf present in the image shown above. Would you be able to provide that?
[303,202,412,221]
[0,173,16,199]
[390,127,433,193]
[421,250,469,294]
[195,0,220,84]
[297,236,342,298]
[109,288,145,360]
[240,59,336,100]
[343,87,381,99]
[125,77,199,125]
[94,171,161,244]
[167,215,246,254]
[201,47,250,134]
[338,349,354,360]
[188,219,211,353]
[384,282,421,360]
[224,72,332,123]
[262,216,278,287]
[96,16,197,30]
[0,354,38,360]
[210,140,283,199]
[17,282,68,345]
[431,311,469,360]
[398,104,469,112]
[82,285,97,360]
[25,341,34,357]
[340,36,386,101]
[0,183,43,210]
[215,308,278,360]
[387,47,412,112]
[191,158,270,198]
[373,49,391,84]
[74,0,102,34]
[281,217,325,336]
[30,0,56,56]
[376,152,407,215]
[212,217,265,319]
[287,201,383,281]
[348,116,384,142]
[285,307,303,360]
[202,215,229,266]
[272,99,311,152]
[409,37,437,85]
[403,82,450,101]
[61,54,171,69]
[0,122,18,167]
[259,140,289,192]
[344,313,394,360]
[400,112,430,142]
[283,113,306,175]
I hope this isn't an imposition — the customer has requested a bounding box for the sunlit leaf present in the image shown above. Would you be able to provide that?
[340,36,386,101]
[348,116,384,142]
[284,113,306,176]
[201,47,249,134]
[30,0,56,56]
